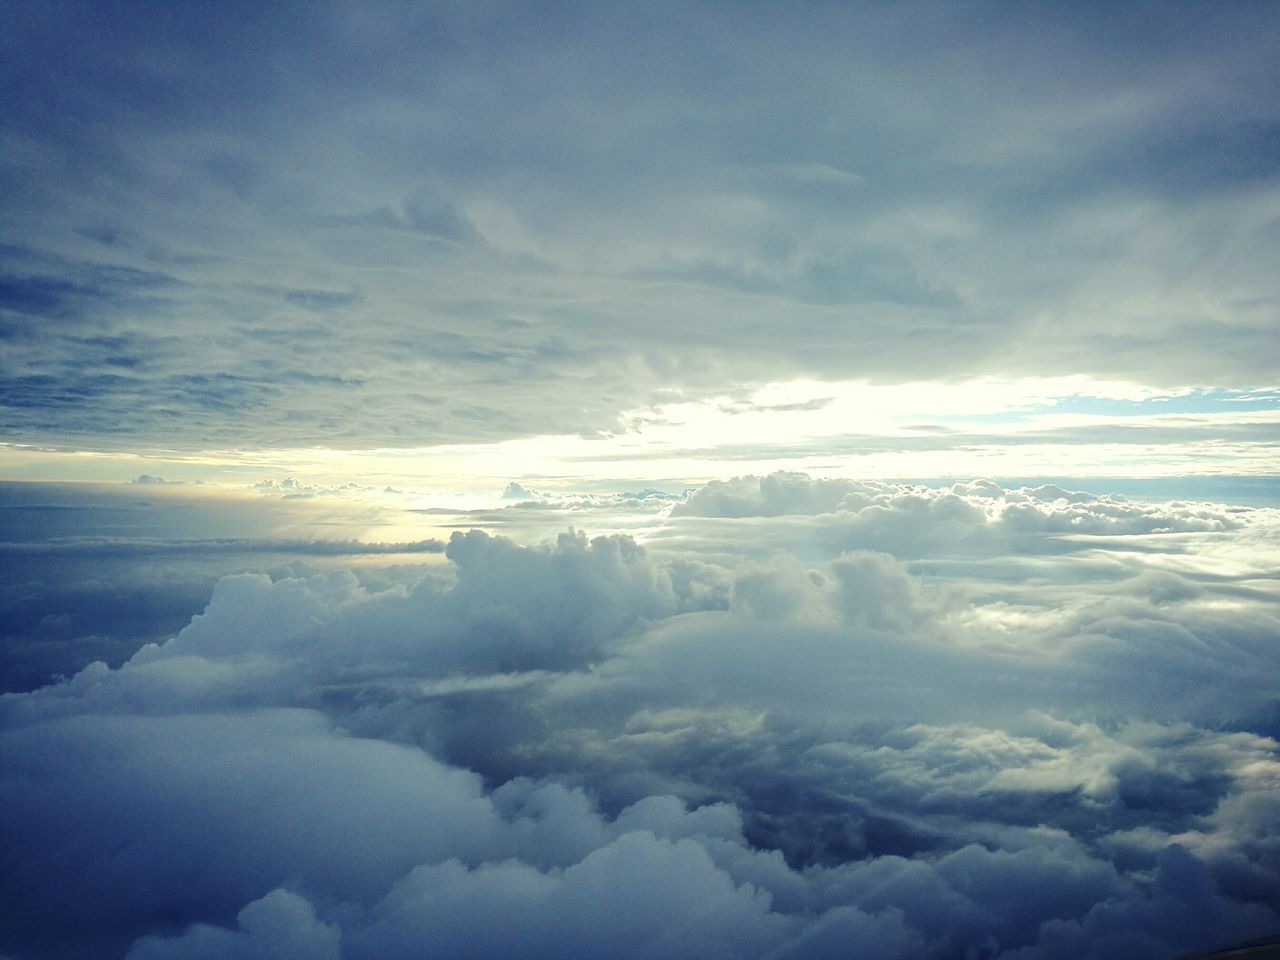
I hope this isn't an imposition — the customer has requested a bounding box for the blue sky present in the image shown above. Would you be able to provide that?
[2,4,1280,960]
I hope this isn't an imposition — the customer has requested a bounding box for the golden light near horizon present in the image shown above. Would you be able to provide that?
[3,377,1275,499]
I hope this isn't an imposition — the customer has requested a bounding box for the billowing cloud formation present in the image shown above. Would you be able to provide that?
[2,475,1278,959]
[127,889,342,960]
[676,472,1240,532]
[666,473,1254,569]
[0,481,457,692]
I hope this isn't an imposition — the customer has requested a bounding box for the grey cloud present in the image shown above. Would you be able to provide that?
[2,529,727,724]
[3,479,1279,959]
[571,419,1280,467]
[348,833,793,960]
[126,889,342,960]
[0,709,505,957]
[0,482,452,692]
[0,562,217,693]
[281,287,363,312]
[0,257,177,322]
[5,5,1280,451]
[830,551,927,633]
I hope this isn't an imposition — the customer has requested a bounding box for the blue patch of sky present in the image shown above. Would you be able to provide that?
[930,389,1280,424]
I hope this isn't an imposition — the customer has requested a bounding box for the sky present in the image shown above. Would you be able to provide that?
[1,2,1279,959]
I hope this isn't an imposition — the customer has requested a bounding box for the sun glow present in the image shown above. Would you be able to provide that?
[3,376,1276,497]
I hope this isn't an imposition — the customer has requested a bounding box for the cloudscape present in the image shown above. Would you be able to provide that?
[1,3,1278,959]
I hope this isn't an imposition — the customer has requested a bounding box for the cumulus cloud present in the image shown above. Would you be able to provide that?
[669,472,1251,566]
[673,472,868,518]
[4,529,728,728]
[501,481,541,501]
[2,476,1278,959]
[0,482,458,692]
[349,832,793,960]
[677,472,1240,530]
[126,890,341,960]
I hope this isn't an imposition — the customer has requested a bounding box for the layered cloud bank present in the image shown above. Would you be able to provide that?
[4,4,1280,453]
[2,475,1278,959]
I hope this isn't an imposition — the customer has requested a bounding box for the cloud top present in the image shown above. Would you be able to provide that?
[3,474,1278,958]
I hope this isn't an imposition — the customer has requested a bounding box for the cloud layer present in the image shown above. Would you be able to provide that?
[3,3,1279,453]
[2,475,1277,959]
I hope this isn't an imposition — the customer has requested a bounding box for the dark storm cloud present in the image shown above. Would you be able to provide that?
[3,2,1279,451]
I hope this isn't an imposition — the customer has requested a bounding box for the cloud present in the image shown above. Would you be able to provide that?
[673,472,871,518]
[4,6,1280,453]
[0,481,462,692]
[0,703,928,960]
[125,889,341,960]
[0,709,500,958]
[3,529,727,725]
[349,832,793,960]
[3,0,1279,952]
[501,480,541,501]
[669,473,1249,565]
[2,477,1279,958]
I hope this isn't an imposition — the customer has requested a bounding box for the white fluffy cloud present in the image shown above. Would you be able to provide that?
[675,473,1243,550]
